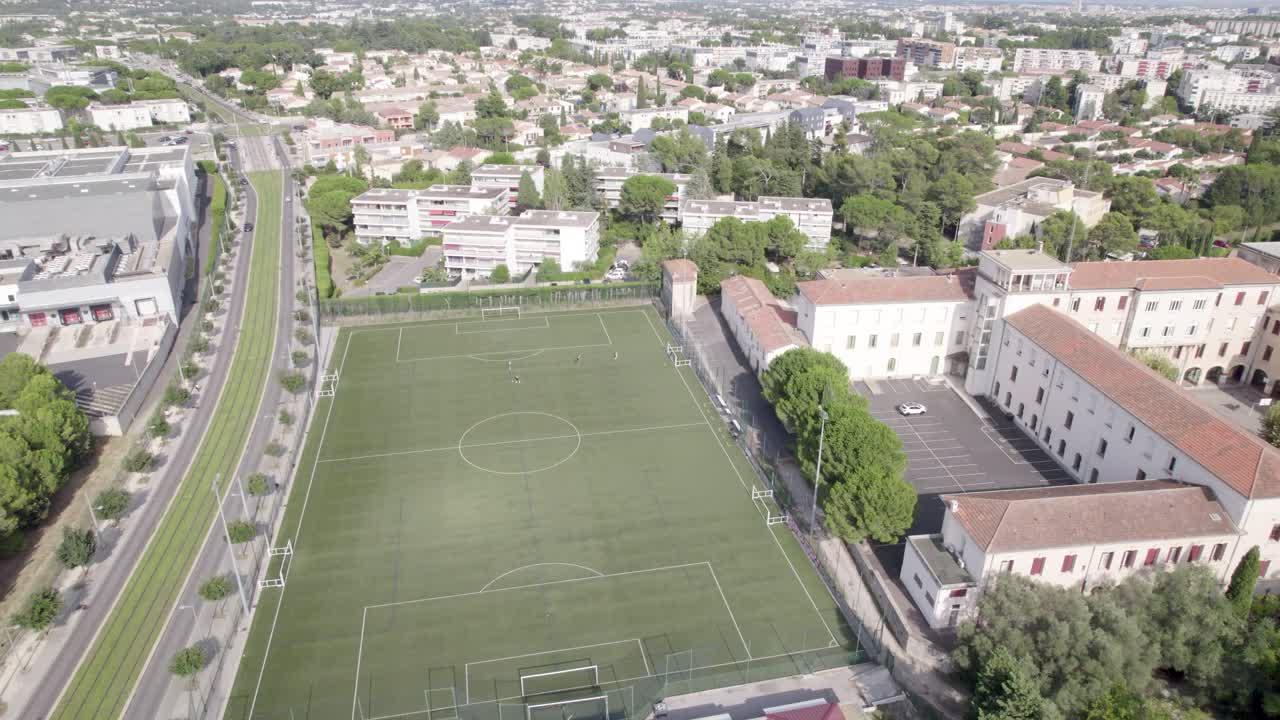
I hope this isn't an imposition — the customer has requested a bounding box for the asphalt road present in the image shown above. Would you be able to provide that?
[18,139,253,719]
[125,133,296,719]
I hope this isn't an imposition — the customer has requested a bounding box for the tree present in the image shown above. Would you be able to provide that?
[13,587,61,632]
[542,168,568,210]
[227,520,255,544]
[475,90,509,119]
[968,647,1045,720]
[0,353,47,408]
[1103,176,1159,224]
[1227,546,1262,617]
[247,473,270,496]
[619,175,677,225]
[122,446,154,473]
[649,128,708,173]
[822,457,916,543]
[413,100,439,131]
[198,575,233,603]
[1133,351,1178,382]
[169,645,207,686]
[1150,245,1196,260]
[1087,212,1138,259]
[44,85,97,114]
[278,371,306,394]
[489,264,510,283]
[1040,211,1089,261]
[760,348,850,438]
[1041,76,1069,112]
[484,151,517,165]
[93,488,129,523]
[517,171,542,209]
[56,527,96,569]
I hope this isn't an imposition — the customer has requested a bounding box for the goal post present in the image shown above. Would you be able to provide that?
[526,692,609,720]
[520,665,599,698]
[482,306,522,320]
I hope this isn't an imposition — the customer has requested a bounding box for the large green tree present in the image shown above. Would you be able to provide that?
[1226,546,1261,617]
[618,175,677,225]
[1086,212,1139,259]
[968,647,1045,720]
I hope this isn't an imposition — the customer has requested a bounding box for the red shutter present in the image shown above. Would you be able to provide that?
[1261,560,1272,578]
[1118,296,1128,310]
[1030,557,1045,575]
[1189,544,1204,561]
[1061,554,1076,572]
[1144,548,1159,566]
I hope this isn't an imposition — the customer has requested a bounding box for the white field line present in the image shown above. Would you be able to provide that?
[317,422,706,464]
[349,307,652,336]
[454,317,550,335]
[596,313,613,346]
[463,638,648,704]
[480,562,604,592]
[398,342,612,363]
[352,607,368,720]
[706,563,751,660]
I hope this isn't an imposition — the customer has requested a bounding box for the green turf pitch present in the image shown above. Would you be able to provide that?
[227,306,860,720]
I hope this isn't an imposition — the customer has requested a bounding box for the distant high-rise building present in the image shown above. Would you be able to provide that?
[824,56,906,83]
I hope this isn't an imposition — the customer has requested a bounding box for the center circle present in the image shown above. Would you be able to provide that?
[457,412,582,475]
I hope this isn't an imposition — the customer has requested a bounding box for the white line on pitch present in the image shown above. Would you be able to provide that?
[596,313,613,345]
[398,342,612,363]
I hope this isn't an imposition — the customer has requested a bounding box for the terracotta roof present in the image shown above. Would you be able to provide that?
[765,704,843,720]
[797,269,975,306]
[942,480,1241,553]
[720,275,802,354]
[662,258,698,282]
[1068,258,1278,290]
[1133,276,1222,291]
[1005,304,1280,499]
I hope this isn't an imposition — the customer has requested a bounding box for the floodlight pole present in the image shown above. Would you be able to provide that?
[85,495,102,535]
[211,473,251,615]
[809,406,828,541]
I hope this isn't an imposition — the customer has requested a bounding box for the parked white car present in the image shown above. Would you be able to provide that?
[897,402,927,416]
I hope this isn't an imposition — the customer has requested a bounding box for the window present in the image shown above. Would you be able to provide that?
[1017,403,1025,419]
[1089,468,1099,483]
[1142,548,1159,566]
[1057,439,1066,457]
[1122,550,1137,568]
[887,358,897,372]
[1126,425,1136,442]
[1010,366,1019,381]
[1187,325,1197,336]
[999,560,1014,573]
[1065,411,1074,429]
[1089,322,1100,334]
[1168,546,1182,563]
[1072,453,1082,471]
[1168,456,1177,472]
[1169,300,1182,311]
[1100,551,1114,570]
[1043,427,1052,443]
[1145,301,1158,312]
[925,591,934,606]
[868,334,878,348]
[1219,342,1229,357]
[1072,298,1081,312]
[949,588,968,598]
[913,574,923,588]
[1004,391,1012,407]
[1244,341,1253,356]
[1193,299,1206,310]
[1212,543,1227,561]
[1273,319,1280,335]
[1270,523,1280,541]
[1237,291,1247,306]
[890,333,900,348]
[1174,346,1183,359]
[1118,296,1128,310]
[1030,414,1038,430]
[935,331,944,346]
[1196,344,1205,359]
[1062,554,1077,572]
[955,330,966,345]
[1036,387,1045,404]
[1097,438,1108,457]
[1140,326,1151,338]
[1188,544,1204,562]
[1053,297,1061,307]
[846,336,856,349]
[1094,296,1106,311]
[1261,291,1271,306]
[1162,325,1174,337]
[1267,347,1275,362]
[1228,317,1238,331]
[994,381,1001,398]
[1030,557,1045,575]
[1136,469,1147,480]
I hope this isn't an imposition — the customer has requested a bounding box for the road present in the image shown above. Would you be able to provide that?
[125,134,295,719]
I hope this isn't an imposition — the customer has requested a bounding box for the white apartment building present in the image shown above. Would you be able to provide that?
[902,480,1245,629]
[792,270,974,379]
[720,275,804,374]
[0,106,62,135]
[87,103,152,131]
[594,168,690,223]
[1074,84,1106,121]
[1012,48,1101,73]
[957,178,1110,252]
[953,47,1004,75]
[679,197,834,251]
[351,185,510,246]
[442,210,599,278]
[1177,66,1280,112]
[471,164,545,210]
[619,105,689,130]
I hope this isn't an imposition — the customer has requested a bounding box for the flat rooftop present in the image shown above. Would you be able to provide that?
[0,146,186,183]
[982,248,1071,272]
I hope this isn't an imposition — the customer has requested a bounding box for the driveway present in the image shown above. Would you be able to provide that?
[347,248,443,297]
[1187,382,1268,436]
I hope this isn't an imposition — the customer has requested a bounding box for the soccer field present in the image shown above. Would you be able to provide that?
[227,305,860,720]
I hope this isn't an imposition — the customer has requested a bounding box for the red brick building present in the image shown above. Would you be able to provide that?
[823,56,906,83]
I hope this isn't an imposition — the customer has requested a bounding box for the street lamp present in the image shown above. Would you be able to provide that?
[808,405,829,541]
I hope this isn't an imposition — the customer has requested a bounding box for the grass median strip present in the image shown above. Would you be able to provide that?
[51,171,285,720]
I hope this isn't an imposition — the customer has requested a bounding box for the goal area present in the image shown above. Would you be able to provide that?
[482,306,522,320]
[520,666,599,698]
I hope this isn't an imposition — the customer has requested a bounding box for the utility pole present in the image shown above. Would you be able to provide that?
[211,473,251,615]
[808,405,829,541]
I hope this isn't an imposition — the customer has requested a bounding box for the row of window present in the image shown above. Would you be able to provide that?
[1006,542,1232,576]
[1069,291,1269,314]
[845,331,965,350]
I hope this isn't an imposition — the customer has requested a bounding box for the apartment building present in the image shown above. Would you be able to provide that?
[0,44,80,63]
[0,146,196,330]
[350,185,510,246]
[679,197,834,251]
[471,164,545,210]
[0,106,62,135]
[902,481,1244,629]
[619,105,689,130]
[594,168,690,223]
[1208,19,1280,37]
[824,57,907,83]
[442,210,599,278]
[896,38,956,69]
[87,103,152,131]
[720,275,804,374]
[1074,84,1106,121]
[956,178,1110,251]
[792,270,975,379]
[953,47,1004,74]
[301,119,396,169]
[1012,48,1101,73]
[1177,66,1280,112]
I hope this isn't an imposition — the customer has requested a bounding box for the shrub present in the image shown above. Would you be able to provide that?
[489,264,510,283]
[189,335,210,354]
[169,645,206,681]
[201,319,214,333]
[296,289,310,305]
[148,412,170,439]
[123,447,155,473]
[13,588,61,632]
[294,309,311,323]
[93,488,130,522]
[278,409,294,426]
[198,575,232,602]
[294,327,313,345]
[55,527,96,569]
[180,359,200,380]
[265,441,286,457]
[204,297,220,313]
[279,371,306,394]
[291,350,309,367]
[164,385,191,407]
[226,520,255,544]
[247,473,270,496]
[312,223,335,299]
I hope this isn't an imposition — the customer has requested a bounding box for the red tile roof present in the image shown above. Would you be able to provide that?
[765,704,843,720]
[797,269,975,306]
[721,275,802,354]
[1005,304,1280,499]
[1068,258,1278,290]
[662,258,698,282]
[942,480,1240,552]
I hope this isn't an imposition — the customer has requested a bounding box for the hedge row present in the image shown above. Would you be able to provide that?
[199,160,227,276]
[319,282,657,317]
[312,222,335,299]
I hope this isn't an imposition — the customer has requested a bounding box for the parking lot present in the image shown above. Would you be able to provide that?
[856,377,1073,534]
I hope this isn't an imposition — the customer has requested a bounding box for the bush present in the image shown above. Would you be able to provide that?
[189,335,210,354]
[201,319,214,333]
[296,289,310,305]
[312,222,335,299]
[294,327,313,345]
[319,282,656,317]
[204,297,220,313]
[13,588,61,632]
[278,371,306,394]
[169,645,206,681]
[294,309,311,323]
[148,412,170,439]
[55,527,96,569]
[123,447,155,473]
[387,239,429,257]
[278,409,294,426]
[198,575,232,602]
[164,384,191,407]
[489,264,510,283]
[226,520,255,544]
[291,350,309,367]
[1134,350,1178,382]
[180,359,200,380]
[247,473,270,496]
[265,441,286,457]
[93,488,130,522]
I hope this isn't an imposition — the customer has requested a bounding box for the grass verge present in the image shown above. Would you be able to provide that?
[50,171,284,720]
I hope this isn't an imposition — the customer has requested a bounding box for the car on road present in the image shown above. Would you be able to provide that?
[897,401,927,416]
[243,222,255,232]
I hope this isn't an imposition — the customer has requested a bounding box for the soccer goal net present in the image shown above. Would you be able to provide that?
[520,666,599,698]
[526,692,609,720]
[482,306,522,320]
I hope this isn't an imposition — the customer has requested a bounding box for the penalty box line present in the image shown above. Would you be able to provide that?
[455,316,552,335]
[350,307,652,338]
[464,638,650,705]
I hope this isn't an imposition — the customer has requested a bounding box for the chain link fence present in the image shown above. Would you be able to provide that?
[319,283,659,324]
